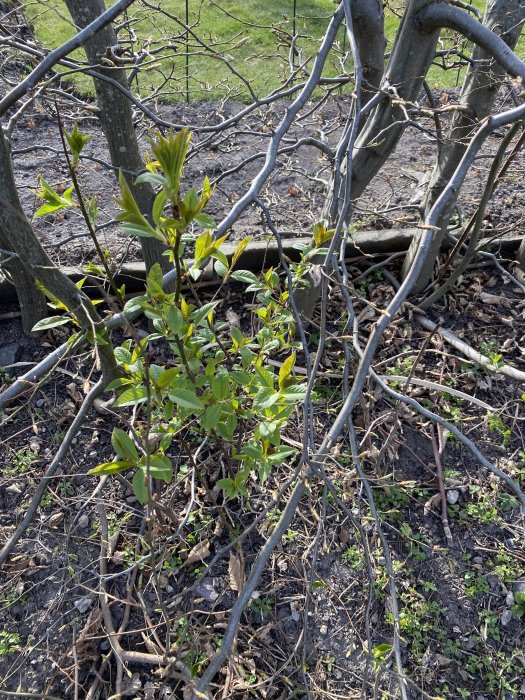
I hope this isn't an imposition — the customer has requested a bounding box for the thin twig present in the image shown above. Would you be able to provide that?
[431,425,454,547]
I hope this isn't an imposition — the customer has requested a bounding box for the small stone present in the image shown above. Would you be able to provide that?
[35,398,45,408]
[447,489,460,505]
[319,624,328,635]
[505,538,516,550]
[506,592,515,607]
[77,514,89,529]
[500,609,513,627]
[465,636,477,650]
[100,640,110,651]
[122,673,141,696]
[6,483,24,495]
[29,438,42,454]
[513,581,525,595]
[0,343,23,370]
[48,512,64,528]
[487,574,500,590]
[473,556,483,565]
[74,596,93,614]
[195,577,219,603]
[144,682,156,700]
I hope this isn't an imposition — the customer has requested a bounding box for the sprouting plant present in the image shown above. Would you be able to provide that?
[512,591,525,619]
[85,129,308,505]
[250,595,272,620]
[486,412,511,446]
[0,631,20,657]
[342,544,365,571]
[371,643,393,671]
[479,341,504,369]
[6,448,39,476]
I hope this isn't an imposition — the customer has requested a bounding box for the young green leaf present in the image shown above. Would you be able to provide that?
[252,386,279,410]
[166,305,184,334]
[115,171,164,241]
[114,386,148,407]
[231,236,252,270]
[278,351,296,390]
[34,177,76,218]
[156,367,180,389]
[65,123,90,168]
[231,270,260,286]
[111,428,139,463]
[88,460,133,476]
[169,388,204,411]
[148,454,173,483]
[132,469,148,504]
[31,315,70,332]
[200,404,222,431]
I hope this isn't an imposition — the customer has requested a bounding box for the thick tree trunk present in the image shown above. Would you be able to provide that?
[0,128,118,378]
[64,0,170,278]
[402,0,525,292]
[325,0,442,225]
[350,0,385,102]
[0,135,48,334]
[0,231,47,335]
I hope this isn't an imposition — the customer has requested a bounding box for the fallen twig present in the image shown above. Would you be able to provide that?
[431,425,454,547]
[415,313,525,384]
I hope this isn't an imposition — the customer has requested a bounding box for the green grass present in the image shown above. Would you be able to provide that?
[24,1,525,101]
[26,0,344,100]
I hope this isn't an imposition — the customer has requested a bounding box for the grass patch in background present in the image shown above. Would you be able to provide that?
[24,0,524,102]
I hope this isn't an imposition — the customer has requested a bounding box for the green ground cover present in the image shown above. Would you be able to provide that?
[25,1,523,101]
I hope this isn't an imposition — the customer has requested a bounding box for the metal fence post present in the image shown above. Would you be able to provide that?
[292,0,297,70]
[185,0,190,102]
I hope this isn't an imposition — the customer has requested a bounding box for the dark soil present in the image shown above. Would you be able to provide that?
[6,87,525,271]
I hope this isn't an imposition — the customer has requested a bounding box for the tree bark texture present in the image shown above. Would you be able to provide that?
[0,228,47,335]
[64,0,170,278]
[350,0,385,102]
[0,127,117,377]
[325,0,443,225]
[402,0,525,291]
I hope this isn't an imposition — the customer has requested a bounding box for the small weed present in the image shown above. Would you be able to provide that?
[498,492,518,512]
[464,486,498,524]
[489,547,523,584]
[0,588,27,607]
[443,638,463,659]
[387,590,441,657]
[283,528,298,542]
[464,570,490,598]
[478,609,500,642]
[0,631,20,657]
[385,354,415,388]
[512,591,525,618]
[39,492,54,510]
[5,448,39,476]
[486,413,511,446]
[375,485,410,521]
[399,522,427,563]
[250,596,272,620]
[479,341,504,369]
[342,545,365,572]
